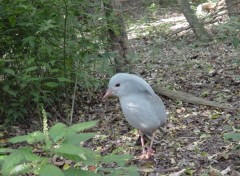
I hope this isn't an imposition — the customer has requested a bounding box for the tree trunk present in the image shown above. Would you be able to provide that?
[178,0,212,42]
[225,0,240,18]
[104,0,130,72]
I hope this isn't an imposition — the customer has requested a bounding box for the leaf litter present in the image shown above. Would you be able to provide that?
[89,3,240,175]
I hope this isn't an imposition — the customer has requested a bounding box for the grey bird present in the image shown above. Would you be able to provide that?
[103,73,167,159]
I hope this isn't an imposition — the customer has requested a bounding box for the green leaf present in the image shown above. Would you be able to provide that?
[3,85,17,96]
[44,82,60,88]
[39,164,64,176]
[49,123,67,143]
[0,155,7,165]
[9,135,29,143]
[24,131,45,144]
[101,154,132,167]
[98,168,116,172]
[0,148,14,154]
[25,66,38,73]
[63,0,69,4]
[2,150,24,175]
[122,166,140,176]
[235,75,240,81]
[103,169,123,176]
[9,131,45,144]
[54,144,87,158]
[23,148,45,162]
[201,90,209,97]
[9,163,32,176]
[64,168,101,176]
[8,16,16,27]
[27,58,35,65]
[59,153,82,162]
[64,133,96,145]
[51,68,60,73]
[27,77,41,82]
[3,68,15,76]
[224,133,240,142]
[2,147,43,176]
[22,36,35,48]
[68,120,98,132]
[55,144,100,164]
[233,144,240,150]
[232,37,239,48]
[211,113,221,119]
[57,77,72,83]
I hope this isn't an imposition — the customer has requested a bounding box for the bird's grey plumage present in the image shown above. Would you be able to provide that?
[106,73,167,132]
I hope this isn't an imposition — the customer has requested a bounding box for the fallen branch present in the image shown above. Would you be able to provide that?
[169,169,186,176]
[138,167,180,173]
[153,86,235,110]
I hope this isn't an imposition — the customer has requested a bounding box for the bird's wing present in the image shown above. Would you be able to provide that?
[131,75,155,96]
[144,93,167,125]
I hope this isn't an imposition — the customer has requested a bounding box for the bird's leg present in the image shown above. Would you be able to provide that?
[139,130,146,154]
[139,130,153,159]
[145,131,156,158]
[149,130,156,149]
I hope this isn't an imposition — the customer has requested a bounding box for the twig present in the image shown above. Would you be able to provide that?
[138,167,180,173]
[63,1,67,78]
[178,136,199,139]
[155,167,181,173]
[42,92,68,124]
[169,169,186,176]
[137,168,155,173]
[69,75,78,125]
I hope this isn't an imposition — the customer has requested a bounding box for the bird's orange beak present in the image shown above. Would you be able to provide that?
[103,89,113,99]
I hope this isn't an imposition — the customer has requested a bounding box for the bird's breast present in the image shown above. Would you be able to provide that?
[119,96,160,131]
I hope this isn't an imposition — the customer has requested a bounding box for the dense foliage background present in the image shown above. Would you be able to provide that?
[0,0,114,122]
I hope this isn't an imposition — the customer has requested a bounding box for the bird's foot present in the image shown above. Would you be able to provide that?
[147,147,154,154]
[139,148,154,159]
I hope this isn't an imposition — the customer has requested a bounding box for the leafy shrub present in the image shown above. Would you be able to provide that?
[0,0,114,122]
[0,120,139,176]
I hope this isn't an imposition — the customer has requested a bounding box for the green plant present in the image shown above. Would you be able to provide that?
[0,118,139,175]
[224,131,240,150]
[0,0,114,122]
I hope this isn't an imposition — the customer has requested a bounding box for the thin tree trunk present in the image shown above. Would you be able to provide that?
[178,0,212,42]
[104,0,130,72]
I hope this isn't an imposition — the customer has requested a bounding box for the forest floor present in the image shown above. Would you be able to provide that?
[87,2,240,176]
[4,2,240,176]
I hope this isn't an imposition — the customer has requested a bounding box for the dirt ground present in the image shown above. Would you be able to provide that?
[85,2,240,175]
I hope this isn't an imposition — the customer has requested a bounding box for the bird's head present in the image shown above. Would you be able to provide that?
[103,73,155,99]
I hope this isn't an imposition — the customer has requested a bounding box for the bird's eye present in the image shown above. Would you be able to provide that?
[115,83,120,87]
